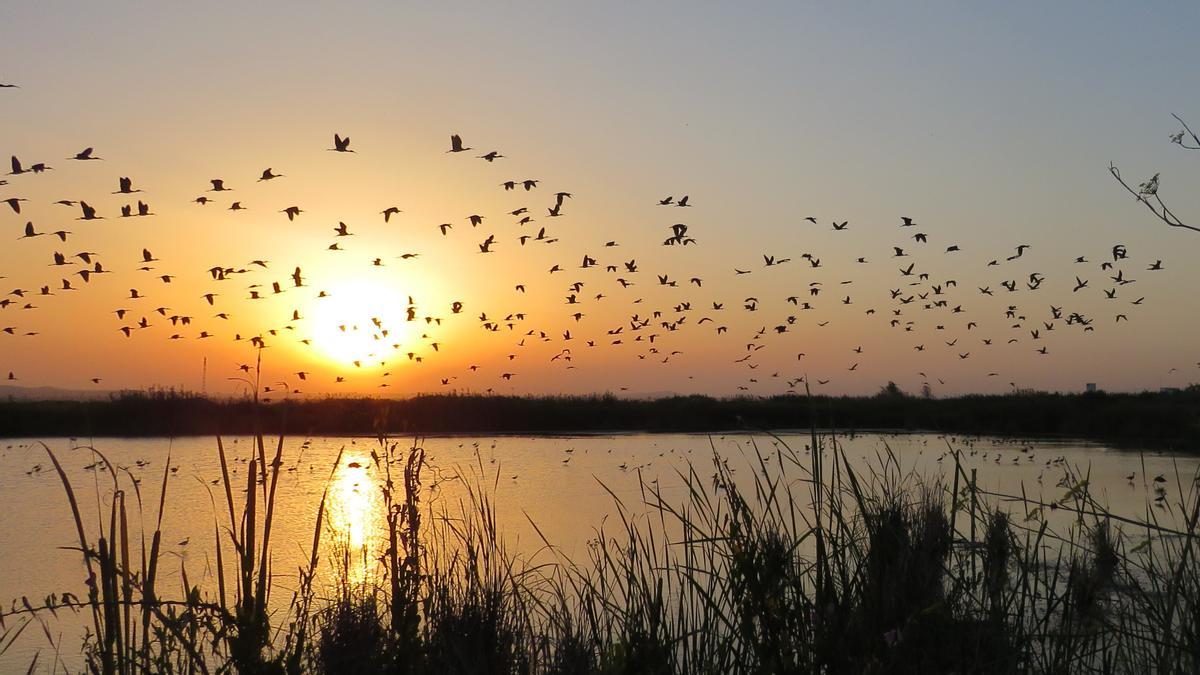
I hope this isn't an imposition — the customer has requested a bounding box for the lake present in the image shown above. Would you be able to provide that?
[1,431,1196,671]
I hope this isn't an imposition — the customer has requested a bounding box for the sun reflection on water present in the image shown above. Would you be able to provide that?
[328,455,380,582]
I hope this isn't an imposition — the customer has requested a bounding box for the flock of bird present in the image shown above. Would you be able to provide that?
[1,83,1196,397]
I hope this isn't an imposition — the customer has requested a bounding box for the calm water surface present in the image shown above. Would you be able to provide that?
[1,431,1196,671]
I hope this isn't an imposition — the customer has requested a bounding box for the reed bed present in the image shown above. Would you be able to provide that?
[4,425,1200,674]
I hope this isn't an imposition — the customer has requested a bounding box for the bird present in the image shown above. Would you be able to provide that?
[1006,244,1031,261]
[77,202,101,220]
[114,177,142,194]
[330,134,354,152]
[448,134,470,153]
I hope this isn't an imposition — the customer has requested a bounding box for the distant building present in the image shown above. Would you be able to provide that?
[1085,383,1097,393]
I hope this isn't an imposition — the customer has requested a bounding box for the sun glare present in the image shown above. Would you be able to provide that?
[308,279,412,369]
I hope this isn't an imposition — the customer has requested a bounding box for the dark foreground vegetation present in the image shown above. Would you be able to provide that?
[2,386,1199,446]
[4,426,1200,674]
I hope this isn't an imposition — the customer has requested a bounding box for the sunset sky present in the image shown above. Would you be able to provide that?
[2,2,1199,397]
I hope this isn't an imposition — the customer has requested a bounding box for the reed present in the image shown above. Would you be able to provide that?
[6,426,1200,673]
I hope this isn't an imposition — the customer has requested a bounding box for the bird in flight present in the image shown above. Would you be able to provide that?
[0,119,1175,400]
[1006,244,1031,261]
[114,177,142,194]
[77,201,101,220]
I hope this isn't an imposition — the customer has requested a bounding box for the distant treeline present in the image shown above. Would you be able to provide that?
[1,387,1198,446]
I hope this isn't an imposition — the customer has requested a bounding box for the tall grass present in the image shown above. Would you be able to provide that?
[6,426,1200,673]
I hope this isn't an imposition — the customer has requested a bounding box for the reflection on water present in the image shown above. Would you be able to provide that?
[1,431,1198,670]
[328,455,381,584]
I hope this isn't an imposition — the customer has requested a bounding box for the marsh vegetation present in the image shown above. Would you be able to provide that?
[3,421,1200,674]
[2,387,1198,446]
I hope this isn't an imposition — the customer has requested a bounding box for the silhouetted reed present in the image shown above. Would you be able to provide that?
[7,421,1200,673]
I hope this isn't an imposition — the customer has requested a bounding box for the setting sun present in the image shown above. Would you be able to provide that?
[307,279,413,369]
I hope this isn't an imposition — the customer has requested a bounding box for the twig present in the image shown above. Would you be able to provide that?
[1109,163,1200,233]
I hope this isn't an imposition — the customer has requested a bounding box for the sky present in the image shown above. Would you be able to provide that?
[1,1,1198,398]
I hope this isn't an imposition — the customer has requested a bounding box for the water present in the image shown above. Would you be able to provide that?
[1,431,1195,671]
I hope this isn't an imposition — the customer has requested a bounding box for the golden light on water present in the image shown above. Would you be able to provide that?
[328,455,380,580]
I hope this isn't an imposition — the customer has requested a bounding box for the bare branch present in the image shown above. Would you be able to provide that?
[1171,113,1200,150]
[1109,162,1200,233]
